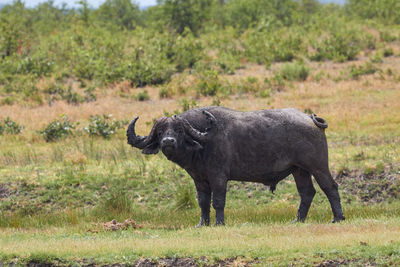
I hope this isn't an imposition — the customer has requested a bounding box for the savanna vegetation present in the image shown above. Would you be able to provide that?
[0,0,400,265]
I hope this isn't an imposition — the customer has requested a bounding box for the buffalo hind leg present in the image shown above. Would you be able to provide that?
[293,168,316,222]
[312,169,345,223]
[194,180,211,227]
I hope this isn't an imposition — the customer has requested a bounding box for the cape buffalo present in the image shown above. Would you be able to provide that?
[127,106,345,226]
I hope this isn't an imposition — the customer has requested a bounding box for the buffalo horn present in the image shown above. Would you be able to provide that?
[126,117,157,149]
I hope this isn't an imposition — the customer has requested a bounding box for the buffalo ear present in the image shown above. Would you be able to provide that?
[185,137,203,151]
[142,142,160,154]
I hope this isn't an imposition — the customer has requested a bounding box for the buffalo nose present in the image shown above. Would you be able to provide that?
[161,137,176,146]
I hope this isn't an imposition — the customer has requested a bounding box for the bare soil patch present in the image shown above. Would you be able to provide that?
[335,169,400,203]
[314,258,379,267]
[0,183,10,199]
[19,257,254,267]
[88,219,142,233]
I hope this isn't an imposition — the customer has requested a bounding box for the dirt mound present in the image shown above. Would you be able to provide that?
[0,183,10,199]
[20,257,254,267]
[135,258,197,267]
[335,169,400,203]
[88,218,141,232]
[314,258,379,267]
[135,257,253,267]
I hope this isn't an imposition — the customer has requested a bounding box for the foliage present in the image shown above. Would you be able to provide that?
[349,62,379,80]
[161,0,213,34]
[96,0,141,30]
[347,0,400,25]
[279,61,310,81]
[0,0,399,105]
[134,90,150,101]
[195,70,225,96]
[308,20,375,62]
[84,114,125,139]
[2,117,23,134]
[39,115,75,142]
[223,0,300,30]
[243,27,304,64]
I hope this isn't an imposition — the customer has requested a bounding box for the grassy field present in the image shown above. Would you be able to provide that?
[1,3,400,263]
[1,51,400,265]
[1,219,400,266]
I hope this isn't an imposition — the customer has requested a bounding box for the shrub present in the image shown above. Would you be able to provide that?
[370,53,383,63]
[243,28,303,64]
[3,117,23,134]
[383,47,394,57]
[215,51,241,74]
[308,20,375,62]
[349,62,378,80]
[134,90,150,101]
[84,114,125,139]
[162,0,213,34]
[180,98,198,112]
[168,29,204,72]
[379,30,397,42]
[279,62,310,81]
[195,70,225,96]
[233,76,262,94]
[39,115,74,142]
[159,86,175,99]
[347,0,400,25]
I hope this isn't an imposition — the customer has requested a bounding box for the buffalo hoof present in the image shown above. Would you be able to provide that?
[291,218,306,223]
[331,216,345,223]
[196,220,210,228]
[214,221,225,226]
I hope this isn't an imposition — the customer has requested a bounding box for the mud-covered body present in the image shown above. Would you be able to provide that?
[127,106,345,226]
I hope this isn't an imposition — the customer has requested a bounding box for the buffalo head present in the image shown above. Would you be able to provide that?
[127,111,216,159]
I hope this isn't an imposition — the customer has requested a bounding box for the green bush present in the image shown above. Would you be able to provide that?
[279,62,310,81]
[215,51,242,74]
[347,0,400,25]
[168,28,204,72]
[243,28,304,64]
[159,86,175,99]
[308,19,375,62]
[95,0,142,30]
[162,0,213,34]
[349,62,378,80]
[180,98,198,112]
[84,114,125,139]
[134,90,150,101]
[383,47,394,57]
[223,0,299,31]
[2,117,23,134]
[39,115,75,142]
[195,70,225,96]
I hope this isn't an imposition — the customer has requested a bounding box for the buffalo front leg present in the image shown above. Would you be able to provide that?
[293,168,316,222]
[210,178,227,226]
[194,180,211,227]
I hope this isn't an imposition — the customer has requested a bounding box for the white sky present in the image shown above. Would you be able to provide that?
[0,0,158,8]
[0,0,345,8]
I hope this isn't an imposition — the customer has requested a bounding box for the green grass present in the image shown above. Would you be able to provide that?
[1,219,400,266]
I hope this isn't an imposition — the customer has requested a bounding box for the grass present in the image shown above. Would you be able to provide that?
[1,219,400,265]
[0,44,400,265]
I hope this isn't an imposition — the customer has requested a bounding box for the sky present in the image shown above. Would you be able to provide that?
[0,0,158,8]
[0,0,345,8]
